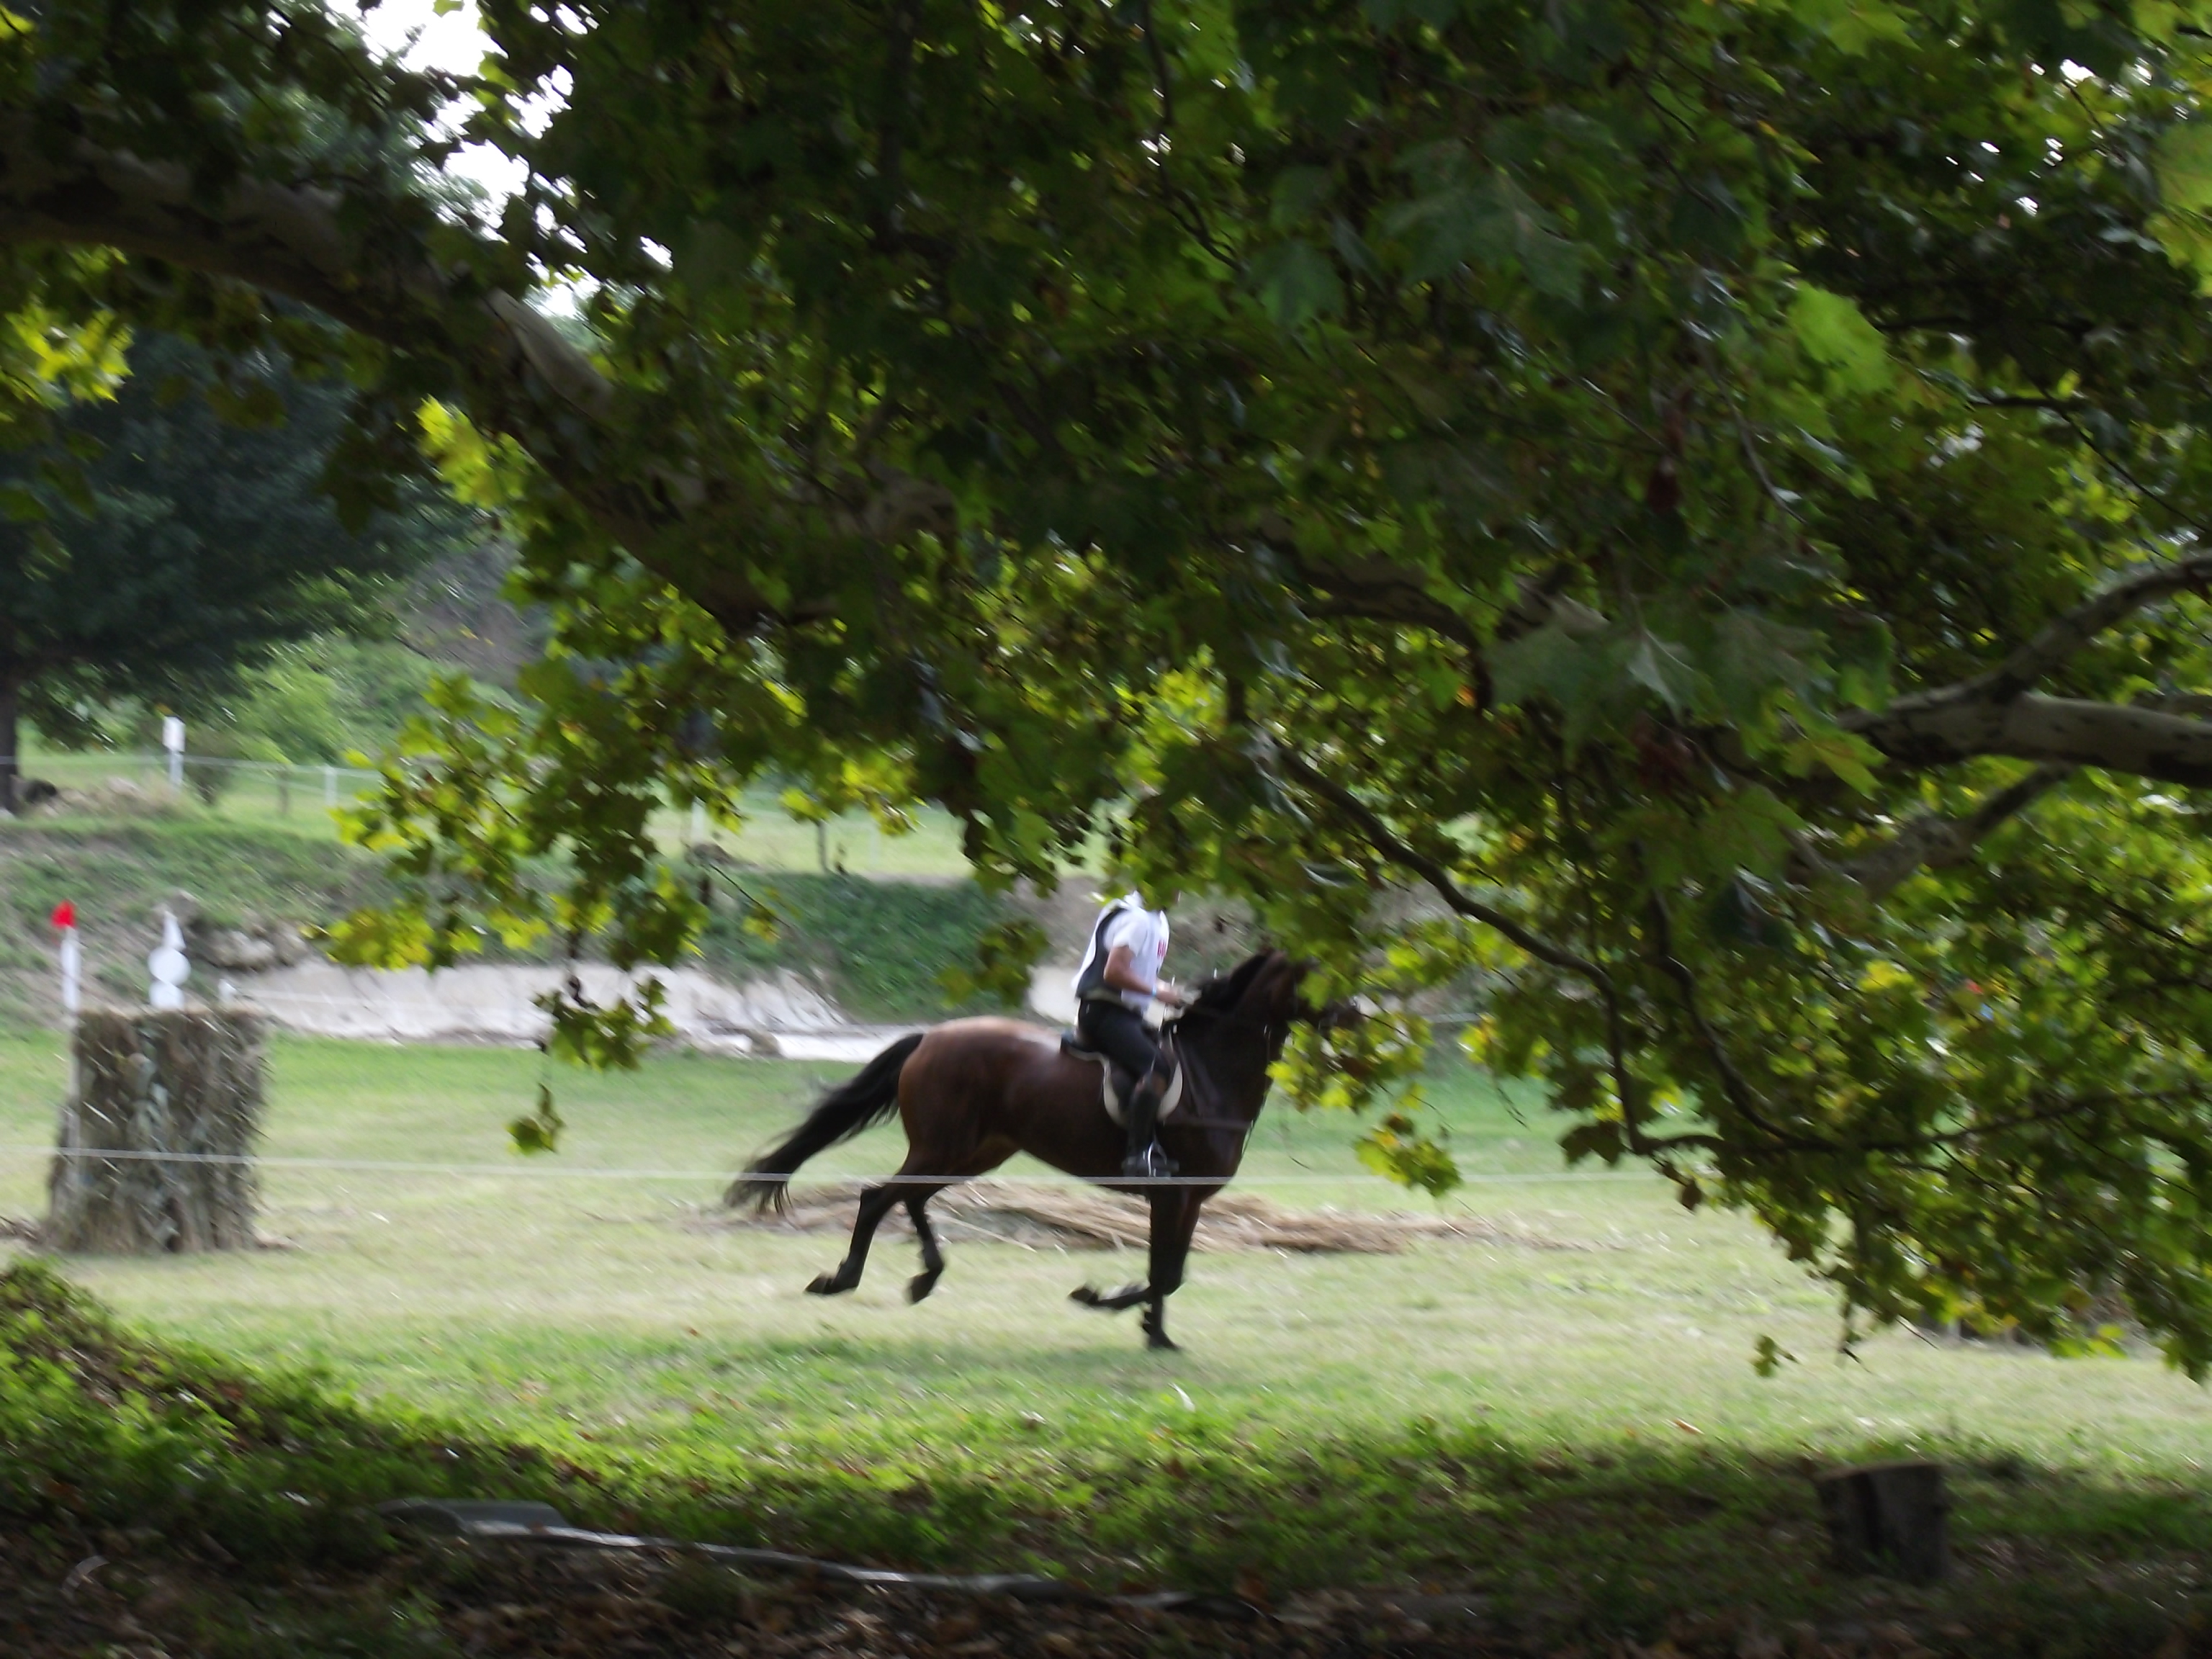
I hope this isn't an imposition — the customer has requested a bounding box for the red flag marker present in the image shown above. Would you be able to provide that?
[52,902,80,1018]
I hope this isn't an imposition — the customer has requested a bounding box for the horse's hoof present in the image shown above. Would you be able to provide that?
[1144,1329,1180,1352]
[1069,1285,1100,1306]
[908,1272,941,1304]
[806,1272,848,1296]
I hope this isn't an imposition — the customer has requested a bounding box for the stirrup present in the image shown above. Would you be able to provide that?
[1121,1142,1178,1180]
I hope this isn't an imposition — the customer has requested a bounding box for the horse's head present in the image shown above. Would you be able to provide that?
[1299,986,1362,1033]
[1178,950,1370,1043]
[1179,949,1310,1032]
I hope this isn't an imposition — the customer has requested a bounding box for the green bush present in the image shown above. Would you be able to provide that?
[696,871,1014,1021]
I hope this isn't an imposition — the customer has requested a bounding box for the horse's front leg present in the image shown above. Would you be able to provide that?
[1069,1188,1154,1313]
[1070,1280,1150,1312]
[1139,1189,1202,1352]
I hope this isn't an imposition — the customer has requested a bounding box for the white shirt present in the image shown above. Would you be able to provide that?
[1074,898,1171,1012]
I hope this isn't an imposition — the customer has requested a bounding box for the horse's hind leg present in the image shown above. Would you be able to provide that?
[807,1183,902,1296]
[906,1189,948,1303]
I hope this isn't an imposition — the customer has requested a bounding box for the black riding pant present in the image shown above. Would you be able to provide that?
[1076,999,1159,1082]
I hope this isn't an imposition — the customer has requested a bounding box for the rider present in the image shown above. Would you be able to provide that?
[1073,892,1187,1179]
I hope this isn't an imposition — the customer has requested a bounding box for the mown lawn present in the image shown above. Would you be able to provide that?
[1,1030,2208,1647]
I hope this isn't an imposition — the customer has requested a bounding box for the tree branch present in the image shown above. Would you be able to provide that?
[1974,549,2212,703]
[1269,742,1721,1159]
[1805,763,2077,901]
[1272,744,1599,978]
[1640,884,1799,1146]
[0,120,951,635]
[1289,554,1485,651]
[1837,549,2212,783]
[1850,691,2212,785]
[1460,541,2212,788]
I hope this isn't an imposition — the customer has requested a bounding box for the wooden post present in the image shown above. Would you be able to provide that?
[1814,1460,1949,1583]
[45,1008,265,1254]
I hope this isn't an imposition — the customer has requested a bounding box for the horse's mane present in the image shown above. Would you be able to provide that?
[1180,949,1278,1019]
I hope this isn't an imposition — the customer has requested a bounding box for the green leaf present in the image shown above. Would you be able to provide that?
[1388,169,1583,296]
[1695,787,1803,877]
[939,916,1051,1007]
[1491,618,1591,708]
[1355,1113,1463,1196]
[1269,168,1334,230]
[508,1084,564,1155]
[1622,630,1698,710]
[1781,0,1909,52]
[1247,241,1344,330]
[1789,284,1893,392]
[2155,120,2212,214]
[1783,729,1881,793]
[1493,171,1583,299]
[1560,1118,1624,1166]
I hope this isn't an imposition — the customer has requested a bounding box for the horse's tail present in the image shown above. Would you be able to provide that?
[726,1032,925,1214]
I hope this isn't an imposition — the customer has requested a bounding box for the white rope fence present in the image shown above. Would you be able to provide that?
[0,1143,1657,1187]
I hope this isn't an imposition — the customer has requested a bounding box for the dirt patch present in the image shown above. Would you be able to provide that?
[699,1181,1576,1254]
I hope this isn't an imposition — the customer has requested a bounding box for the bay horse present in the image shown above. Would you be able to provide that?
[729,949,1313,1349]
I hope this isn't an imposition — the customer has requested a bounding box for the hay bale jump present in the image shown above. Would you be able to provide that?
[46,1009,266,1254]
[712,1179,1573,1254]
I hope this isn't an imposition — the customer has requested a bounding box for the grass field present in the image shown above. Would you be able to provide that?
[1,1027,2208,1642]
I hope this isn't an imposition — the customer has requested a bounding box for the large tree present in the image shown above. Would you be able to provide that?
[12,0,2212,1364]
[0,328,470,808]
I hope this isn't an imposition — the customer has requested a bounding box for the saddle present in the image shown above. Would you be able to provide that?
[1058,1030,1184,1128]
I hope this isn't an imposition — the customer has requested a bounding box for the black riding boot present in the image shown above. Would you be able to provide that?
[1120,1064,1179,1179]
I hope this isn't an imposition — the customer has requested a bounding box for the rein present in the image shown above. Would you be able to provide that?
[1159,1003,1289,1138]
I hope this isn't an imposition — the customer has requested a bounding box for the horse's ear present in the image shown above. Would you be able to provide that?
[1218,950,1272,1004]
[1256,952,1322,1018]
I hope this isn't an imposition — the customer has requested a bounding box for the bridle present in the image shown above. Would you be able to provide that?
[1159,997,1295,1137]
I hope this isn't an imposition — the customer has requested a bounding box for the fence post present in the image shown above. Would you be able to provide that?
[277,768,291,816]
[1815,1462,1949,1583]
[324,765,338,811]
[52,904,81,1190]
[162,716,184,793]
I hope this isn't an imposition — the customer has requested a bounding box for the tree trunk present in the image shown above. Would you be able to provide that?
[0,672,18,815]
[46,1009,265,1253]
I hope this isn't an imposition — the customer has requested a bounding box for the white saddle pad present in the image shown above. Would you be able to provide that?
[1069,1050,1184,1128]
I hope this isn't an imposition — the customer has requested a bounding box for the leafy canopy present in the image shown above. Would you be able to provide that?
[13,0,2212,1364]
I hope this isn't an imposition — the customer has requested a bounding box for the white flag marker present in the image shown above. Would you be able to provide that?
[148,910,189,1010]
